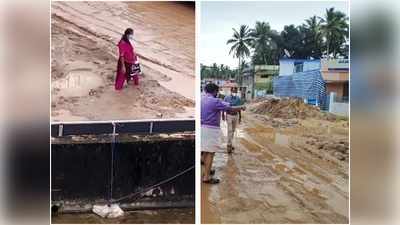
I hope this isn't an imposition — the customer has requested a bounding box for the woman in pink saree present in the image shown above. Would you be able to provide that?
[115,28,139,90]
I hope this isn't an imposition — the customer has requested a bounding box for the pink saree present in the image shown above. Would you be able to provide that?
[115,40,138,90]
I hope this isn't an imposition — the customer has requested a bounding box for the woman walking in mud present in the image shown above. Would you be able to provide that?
[115,28,139,90]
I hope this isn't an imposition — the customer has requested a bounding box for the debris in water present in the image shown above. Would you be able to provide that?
[92,204,124,218]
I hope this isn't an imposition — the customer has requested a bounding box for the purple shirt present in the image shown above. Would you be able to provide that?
[201,93,231,127]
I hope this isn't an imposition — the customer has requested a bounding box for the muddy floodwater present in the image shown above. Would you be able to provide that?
[53,69,104,97]
[52,208,194,224]
[202,112,349,224]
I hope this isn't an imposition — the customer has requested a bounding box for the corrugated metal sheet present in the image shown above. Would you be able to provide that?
[273,70,327,109]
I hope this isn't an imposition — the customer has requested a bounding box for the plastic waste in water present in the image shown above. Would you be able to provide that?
[92,204,124,218]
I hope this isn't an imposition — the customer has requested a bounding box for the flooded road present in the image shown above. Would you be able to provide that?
[53,69,104,97]
[52,208,194,224]
[202,112,349,223]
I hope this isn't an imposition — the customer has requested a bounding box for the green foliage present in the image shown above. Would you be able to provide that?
[226,25,253,84]
[249,22,280,65]
[300,16,325,58]
[320,7,349,58]
[225,7,349,68]
[201,63,236,80]
[203,7,349,82]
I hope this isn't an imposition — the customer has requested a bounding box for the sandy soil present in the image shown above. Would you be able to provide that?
[51,1,195,121]
[202,111,349,223]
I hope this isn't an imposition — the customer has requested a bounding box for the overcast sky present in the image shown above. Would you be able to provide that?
[200,1,349,68]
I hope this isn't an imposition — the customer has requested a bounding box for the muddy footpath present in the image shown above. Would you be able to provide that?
[51,1,195,121]
[202,98,349,223]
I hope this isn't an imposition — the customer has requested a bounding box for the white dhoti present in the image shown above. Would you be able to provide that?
[201,125,221,153]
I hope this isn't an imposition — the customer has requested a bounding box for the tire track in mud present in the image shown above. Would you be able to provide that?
[236,138,345,223]
[240,116,349,222]
[202,113,349,223]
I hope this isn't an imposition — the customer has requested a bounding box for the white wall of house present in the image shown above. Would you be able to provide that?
[303,60,321,71]
[279,60,321,76]
[329,102,349,116]
[328,92,349,117]
[279,60,294,76]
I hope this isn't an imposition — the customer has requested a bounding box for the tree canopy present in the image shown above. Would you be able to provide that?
[202,7,349,81]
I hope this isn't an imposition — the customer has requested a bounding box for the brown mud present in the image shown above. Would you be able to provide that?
[248,97,339,121]
[51,1,194,121]
[202,111,349,223]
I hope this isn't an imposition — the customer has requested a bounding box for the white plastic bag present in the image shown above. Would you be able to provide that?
[92,204,124,218]
[108,204,124,218]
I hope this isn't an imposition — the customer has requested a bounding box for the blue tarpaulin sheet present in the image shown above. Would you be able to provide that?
[273,70,327,109]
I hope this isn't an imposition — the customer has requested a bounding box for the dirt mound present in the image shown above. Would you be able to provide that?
[249,97,337,120]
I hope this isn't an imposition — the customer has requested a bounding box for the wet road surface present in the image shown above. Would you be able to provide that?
[201,112,349,223]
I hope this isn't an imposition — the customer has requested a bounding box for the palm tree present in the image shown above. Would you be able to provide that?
[227,25,252,82]
[305,16,321,34]
[219,64,228,80]
[281,24,303,58]
[249,21,277,65]
[211,63,219,79]
[224,65,230,80]
[302,16,324,58]
[200,64,206,79]
[320,8,348,58]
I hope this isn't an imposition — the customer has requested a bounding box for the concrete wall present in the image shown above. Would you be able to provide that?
[329,102,349,116]
[328,92,349,116]
[241,70,254,100]
[321,71,349,81]
[321,58,349,71]
[326,83,345,98]
[279,60,294,76]
[279,60,321,76]
[254,65,279,83]
[51,134,194,208]
[255,75,270,83]
[303,60,321,71]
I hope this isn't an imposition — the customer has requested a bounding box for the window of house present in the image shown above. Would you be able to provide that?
[294,62,303,73]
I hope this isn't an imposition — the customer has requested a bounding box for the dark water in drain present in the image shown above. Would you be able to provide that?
[51,208,195,224]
